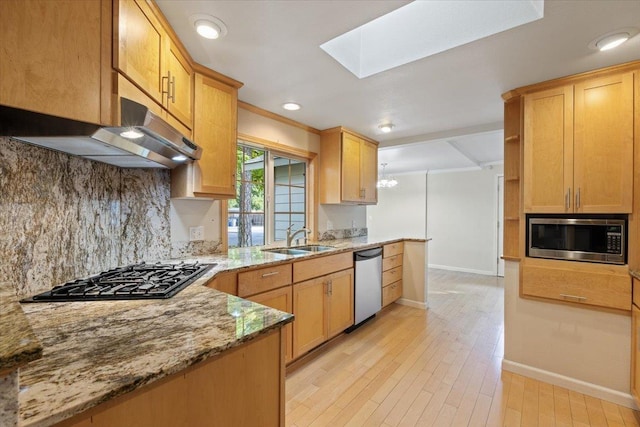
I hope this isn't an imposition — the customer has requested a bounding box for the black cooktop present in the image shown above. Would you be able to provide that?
[21,262,216,303]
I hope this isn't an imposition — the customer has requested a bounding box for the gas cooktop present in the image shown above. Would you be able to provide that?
[21,262,216,303]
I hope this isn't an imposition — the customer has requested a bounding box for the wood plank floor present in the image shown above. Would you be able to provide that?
[285,269,640,426]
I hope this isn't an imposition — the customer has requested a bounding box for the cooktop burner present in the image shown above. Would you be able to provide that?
[21,262,216,303]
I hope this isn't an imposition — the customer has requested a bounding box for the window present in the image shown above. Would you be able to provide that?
[228,143,307,248]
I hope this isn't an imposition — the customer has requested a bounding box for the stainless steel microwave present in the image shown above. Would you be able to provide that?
[526,216,626,265]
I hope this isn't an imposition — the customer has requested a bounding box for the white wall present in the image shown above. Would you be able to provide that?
[366,173,427,240]
[503,261,634,407]
[427,165,503,275]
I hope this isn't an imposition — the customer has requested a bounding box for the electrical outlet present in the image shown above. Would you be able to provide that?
[326,220,333,230]
[189,226,204,242]
[351,220,356,228]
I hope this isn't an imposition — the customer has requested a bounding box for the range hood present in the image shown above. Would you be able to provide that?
[0,98,202,168]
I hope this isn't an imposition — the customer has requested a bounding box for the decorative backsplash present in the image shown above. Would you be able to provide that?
[319,227,368,241]
[0,138,171,297]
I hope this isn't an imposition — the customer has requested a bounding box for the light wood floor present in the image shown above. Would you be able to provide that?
[285,269,640,426]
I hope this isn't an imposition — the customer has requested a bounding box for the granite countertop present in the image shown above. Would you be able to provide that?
[18,236,425,426]
[0,283,42,374]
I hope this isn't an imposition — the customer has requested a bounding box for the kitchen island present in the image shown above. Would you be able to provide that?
[16,236,425,426]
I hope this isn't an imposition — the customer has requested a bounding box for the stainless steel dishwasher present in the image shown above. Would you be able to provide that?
[353,247,383,327]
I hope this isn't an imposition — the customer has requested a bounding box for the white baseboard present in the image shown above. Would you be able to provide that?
[428,264,495,276]
[502,359,639,410]
[396,298,428,310]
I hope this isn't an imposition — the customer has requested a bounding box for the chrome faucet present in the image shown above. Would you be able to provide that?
[286,225,311,247]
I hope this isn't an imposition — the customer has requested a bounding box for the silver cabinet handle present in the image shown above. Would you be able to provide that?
[560,293,587,302]
[576,188,580,209]
[261,271,279,278]
[565,188,571,210]
[170,75,176,103]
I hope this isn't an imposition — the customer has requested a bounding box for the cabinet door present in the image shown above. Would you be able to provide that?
[192,74,237,198]
[166,40,193,129]
[116,0,164,104]
[326,269,354,339]
[341,132,362,202]
[360,140,378,203]
[247,286,293,363]
[0,0,107,124]
[633,304,640,405]
[293,277,327,358]
[574,73,633,213]
[523,86,574,213]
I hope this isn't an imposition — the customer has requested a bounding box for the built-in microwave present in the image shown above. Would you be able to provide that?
[526,215,627,265]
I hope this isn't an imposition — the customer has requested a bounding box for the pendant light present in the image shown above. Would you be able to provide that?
[377,163,398,188]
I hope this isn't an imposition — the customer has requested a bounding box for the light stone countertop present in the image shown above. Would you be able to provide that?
[18,236,424,427]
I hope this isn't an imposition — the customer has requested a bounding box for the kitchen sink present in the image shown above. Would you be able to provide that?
[262,245,334,255]
[293,245,334,252]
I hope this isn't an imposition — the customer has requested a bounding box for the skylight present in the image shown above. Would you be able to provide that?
[320,0,544,79]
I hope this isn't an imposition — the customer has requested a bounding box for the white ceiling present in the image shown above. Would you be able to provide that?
[156,0,640,175]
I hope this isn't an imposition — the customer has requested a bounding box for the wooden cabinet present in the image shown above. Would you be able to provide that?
[521,258,631,311]
[0,0,112,125]
[238,263,292,298]
[502,95,523,260]
[632,278,640,405]
[56,329,284,427]
[319,127,378,205]
[171,71,240,199]
[115,0,193,129]
[292,268,354,358]
[206,271,238,295]
[246,286,293,364]
[523,73,633,213]
[382,242,403,307]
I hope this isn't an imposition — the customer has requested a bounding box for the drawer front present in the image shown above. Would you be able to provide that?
[382,266,403,287]
[382,280,402,307]
[383,242,404,258]
[634,278,640,308]
[521,262,631,310]
[383,254,403,271]
[293,252,353,283]
[238,263,292,297]
[206,271,238,295]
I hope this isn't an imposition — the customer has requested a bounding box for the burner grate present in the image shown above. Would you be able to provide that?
[22,262,216,303]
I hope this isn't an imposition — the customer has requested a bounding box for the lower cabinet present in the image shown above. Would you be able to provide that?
[247,286,293,363]
[55,329,284,427]
[382,242,404,307]
[292,268,354,359]
[632,278,640,406]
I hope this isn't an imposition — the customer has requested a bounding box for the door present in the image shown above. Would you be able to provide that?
[573,73,633,213]
[497,175,505,277]
[360,140,378,203]
[341,132,362,202]
[293,277,326,358]
[326,269,355,339]
[632,304,640,404]
[166,40,193,128]
[248,286,293,363]
[523,85,573,213]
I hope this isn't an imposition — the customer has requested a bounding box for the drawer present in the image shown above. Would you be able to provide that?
[382,280,402,307]
[634,278,640,308]
[382,266,403,287]
[383,242,404,258]
[206,271,238,295]
[521,259,631,311]
[238,263,292,297]
[293,252,353,283]
[383,254,403,271]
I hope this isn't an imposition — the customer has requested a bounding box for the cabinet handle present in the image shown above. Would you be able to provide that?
[170,75,176,103]
[329,280,333,296]
[560,293,586,302]
[261,271,279,278]
[565,188,571,210]
[360,188,365,199]
[576,188,580,209]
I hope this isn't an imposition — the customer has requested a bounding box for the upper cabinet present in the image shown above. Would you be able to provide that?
[115,0,193,129]
[319,127,378,205]
[523,72,634,213]
[0,0,112,125]
[171,68,242,199]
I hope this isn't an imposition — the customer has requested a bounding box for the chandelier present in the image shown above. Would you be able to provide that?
[376,163,398,188]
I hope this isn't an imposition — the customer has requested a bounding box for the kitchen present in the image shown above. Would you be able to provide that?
[2,0,640,426]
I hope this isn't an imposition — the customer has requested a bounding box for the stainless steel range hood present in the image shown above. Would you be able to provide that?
[0,98,202,169]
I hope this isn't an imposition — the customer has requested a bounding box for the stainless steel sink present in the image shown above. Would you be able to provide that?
[262,245,334,255]
[293,245,334,252]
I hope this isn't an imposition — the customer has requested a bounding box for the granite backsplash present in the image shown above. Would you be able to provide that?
[0,137,171,298]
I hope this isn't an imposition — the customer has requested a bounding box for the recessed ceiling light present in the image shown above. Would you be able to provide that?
[589,28,638,51]
[190,14,228,40]
[378,123,394,133]
[282,102,301,111]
